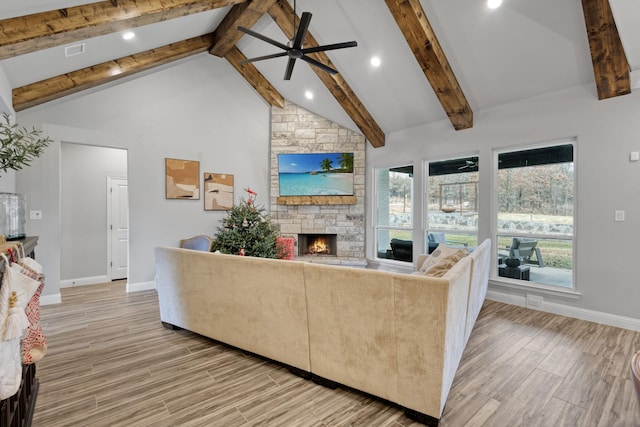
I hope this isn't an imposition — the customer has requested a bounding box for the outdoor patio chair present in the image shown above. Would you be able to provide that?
[390,238,413,262]
[499,237,544,267]
[427,232,446,253]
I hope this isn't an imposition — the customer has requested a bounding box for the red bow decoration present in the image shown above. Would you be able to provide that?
[245,187,257,205]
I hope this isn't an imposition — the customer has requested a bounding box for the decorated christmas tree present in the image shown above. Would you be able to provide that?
[212,188,288,258]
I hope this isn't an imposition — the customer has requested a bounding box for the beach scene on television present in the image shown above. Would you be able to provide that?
[278,152,354,196]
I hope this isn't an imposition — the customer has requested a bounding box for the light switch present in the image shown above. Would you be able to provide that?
[29,210,42,220]
[631,152,640,162]
[614,210,625,222]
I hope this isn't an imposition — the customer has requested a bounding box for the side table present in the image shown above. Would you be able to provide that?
[498,264,530,280]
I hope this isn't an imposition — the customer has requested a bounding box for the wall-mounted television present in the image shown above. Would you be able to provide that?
[278,152,354,196]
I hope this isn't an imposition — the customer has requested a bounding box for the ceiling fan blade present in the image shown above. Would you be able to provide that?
[300,54,338,75]
[301,41,358,54]
[284,57,297,80]
[292,12,312,50]
[238,51,288,64]
[238,26,289,51]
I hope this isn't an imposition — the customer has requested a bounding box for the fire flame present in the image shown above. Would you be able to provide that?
[309,238,329,255]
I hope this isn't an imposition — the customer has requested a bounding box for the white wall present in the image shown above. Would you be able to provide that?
[60,143,127,282]
[0,65,17,192]
[0,172,15,193]
[0,65,14,116]
[366,84,640,322]
[15,53,271,301]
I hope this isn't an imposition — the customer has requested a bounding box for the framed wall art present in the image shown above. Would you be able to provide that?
[204,173,234,210]
[165,158,200,200]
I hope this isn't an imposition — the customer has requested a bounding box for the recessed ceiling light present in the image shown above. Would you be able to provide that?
[370,56,381,67]
[122,31,135,40]
[305,91,314,100]
[487,0,502,9]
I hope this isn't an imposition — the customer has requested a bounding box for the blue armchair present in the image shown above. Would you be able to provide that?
[179,235,214,252]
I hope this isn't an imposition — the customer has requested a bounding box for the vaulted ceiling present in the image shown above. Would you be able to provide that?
[0,0,637,148]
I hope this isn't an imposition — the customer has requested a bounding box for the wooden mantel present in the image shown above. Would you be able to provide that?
[276,196,357,206]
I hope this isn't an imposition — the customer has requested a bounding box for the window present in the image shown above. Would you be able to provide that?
[495,142,574,289]
[375,165,413,262]
[426,156,479,252]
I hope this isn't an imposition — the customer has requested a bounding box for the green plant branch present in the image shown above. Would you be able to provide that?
[0,112,52,174]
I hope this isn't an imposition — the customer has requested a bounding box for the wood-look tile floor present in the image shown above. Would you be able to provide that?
[32,281,640,427]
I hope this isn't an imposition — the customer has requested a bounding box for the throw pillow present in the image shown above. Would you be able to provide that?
[424,250,468,277]
[419,244,468,272]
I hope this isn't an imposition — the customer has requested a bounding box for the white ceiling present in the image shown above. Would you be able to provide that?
[1,0,638,135]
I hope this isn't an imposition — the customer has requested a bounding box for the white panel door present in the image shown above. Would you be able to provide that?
[109,178,129,280]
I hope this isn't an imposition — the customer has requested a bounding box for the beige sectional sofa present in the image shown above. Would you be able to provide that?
[154,238,491,425]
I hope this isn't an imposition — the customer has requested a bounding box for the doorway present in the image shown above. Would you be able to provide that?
[60,143,128,287]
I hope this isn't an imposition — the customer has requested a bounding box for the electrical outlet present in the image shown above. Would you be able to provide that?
[615,210,625,222]
[526,294,543,310]
[29,210,42,220]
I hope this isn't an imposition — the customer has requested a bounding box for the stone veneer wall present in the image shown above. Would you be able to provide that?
[270,101,366,264]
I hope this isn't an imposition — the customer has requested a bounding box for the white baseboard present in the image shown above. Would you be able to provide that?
[127,280,156,293]
[487,290,640,332]
[40,293,62,306]
[37,279,154,305]
[60,275,109,288]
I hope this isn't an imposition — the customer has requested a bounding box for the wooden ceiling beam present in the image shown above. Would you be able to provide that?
[268,0,385,148]
[12,35,215,111]
[385,0,472,131]
[0,0,247,60]
[209,0,278,57]
[224,46,285,108]
[581,0,630,100]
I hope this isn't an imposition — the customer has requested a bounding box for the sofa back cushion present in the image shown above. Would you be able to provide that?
[155,248,311,371]
[304,263,399,402]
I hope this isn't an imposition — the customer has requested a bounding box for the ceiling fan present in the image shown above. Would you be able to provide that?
[237,0,357,80]
[458,159,479,170]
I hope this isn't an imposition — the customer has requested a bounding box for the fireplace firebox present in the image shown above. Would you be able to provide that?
[298,234,337,256]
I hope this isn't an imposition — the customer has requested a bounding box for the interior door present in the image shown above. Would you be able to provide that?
[109,177,129,280]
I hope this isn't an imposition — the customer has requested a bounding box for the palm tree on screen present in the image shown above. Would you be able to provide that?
[320,158,333,172]
[338,153,354,172]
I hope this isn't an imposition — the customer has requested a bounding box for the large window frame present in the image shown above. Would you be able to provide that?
[373,164,414,263]
[425,155,480,253]
[493,140,576,292]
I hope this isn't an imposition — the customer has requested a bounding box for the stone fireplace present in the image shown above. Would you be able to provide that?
[298,233,337,257]
[269,101,367,267]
